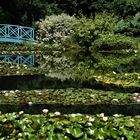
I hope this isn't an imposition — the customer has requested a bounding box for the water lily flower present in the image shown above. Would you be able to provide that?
[113,114,120,117]
[28,102,33,106]
[90,94,95,98]
[87,122,92,126]
[2,91,7,93]
[88,117,95,122]
[15,90,21,93]
[16,71,19,74]
[121,137,125,140]
[71,114,76,117]
[38,92,42,95]
[4,93,9,97]
[112,99,119,102]
[124,73,128,76]
[54,111,61,116]
[19,111,24,115]
[42,109,49,114]
[10,90,15,94]
[136,99,140,103]
[102,116,108,121]
[99,113,104,118]
[133,93,139,97]
[86,115,90,119]
[10,66,14,68]
[18,133,22,137]
[112,71,116,74]
[133,96,137,100]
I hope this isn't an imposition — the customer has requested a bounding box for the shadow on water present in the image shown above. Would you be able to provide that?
[0,74,140,92]
[0,104,140,115]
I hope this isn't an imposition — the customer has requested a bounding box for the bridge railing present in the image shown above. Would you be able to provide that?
[0,55,34,66]
[0,24,34,43]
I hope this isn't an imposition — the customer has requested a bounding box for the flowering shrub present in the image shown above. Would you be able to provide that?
[36,13,77,46]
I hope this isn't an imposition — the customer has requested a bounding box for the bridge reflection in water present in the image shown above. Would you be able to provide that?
[0,24,35,66]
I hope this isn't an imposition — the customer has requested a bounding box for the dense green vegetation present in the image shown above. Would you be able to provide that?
[0,0,140,139]
[0,0,140,26]
[0,112,139,139]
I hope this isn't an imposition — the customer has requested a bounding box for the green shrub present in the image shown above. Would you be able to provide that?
[93,34,134,51]
[93,13,118,34]
[113,12,140,36]
[72,17,96,49]
[72,13,118,53]
[112,0,140,18]
[36,13,77,46]
[113,19,132,35]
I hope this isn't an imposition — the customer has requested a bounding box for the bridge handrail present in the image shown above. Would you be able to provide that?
[0,24,34,43]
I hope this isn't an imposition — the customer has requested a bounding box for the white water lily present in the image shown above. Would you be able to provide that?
[19,111,24,115]
[18,133,22,137]
[124,73,128,76]
[10,66,14,68]
[28,102,33,106]
[133,96,137,100]
[133,93,139,97]
[86,115,90,119]
[112,99,119,102]
[99,113,105,118]
[112,71,116,74]
[4,93,9,97]
[71,114,76,117]
[54,111,61,116]
[90,94,95,98]
[42,109,49,114]
[38,92,42,95]
[15,90,21,93]
[113,114,120,117]
[88,117,95,122]
[136,99,140,103]
[87,122,92,126]
[102,116,108,121]
[16,71,19,74]
[2,90,7,93]
[10,90,15,94]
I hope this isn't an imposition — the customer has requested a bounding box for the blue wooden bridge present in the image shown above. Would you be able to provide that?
[0,24,34,43]
[0,24,35,66]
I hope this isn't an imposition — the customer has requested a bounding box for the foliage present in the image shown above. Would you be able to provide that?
[36,13,77,46]
[93,13,118,34]
[72,13,118,54]
[0,112,139,139]
[0,62,39,76]
[113,12,140,36]
[112,0,140,18]
[0,0,140,25]
[0,88,135,105]
[72,17,96,50]
[93,34,134,51]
